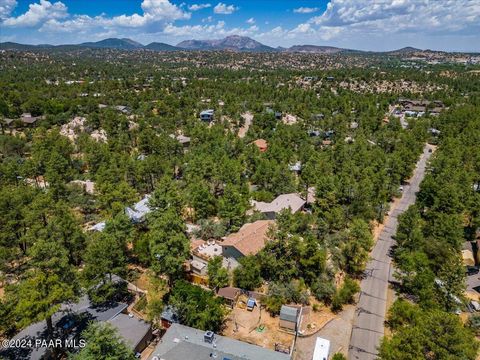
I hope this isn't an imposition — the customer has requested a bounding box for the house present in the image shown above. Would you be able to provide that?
[147,323,291,360]
[253,138,268,152]
[1,118,15,127]
[70,179,95,194]
[308,130,322,137]
[125,195,152,223]
[200,109,214,122]
[251,194,306,220]
[170,133,191,147]
[89,221,106,232]
[20,113,43,126]
[190,259,207,275]
[312,337,331,360]
[160,305,180,329]
[190,240,223,276]
[288,161,302,173]
[221,220,275,260]
[107,313,152,354]
[217,286,241,308]
[279,305,302,332]
[0,292,151,360]
[114,105,132,114]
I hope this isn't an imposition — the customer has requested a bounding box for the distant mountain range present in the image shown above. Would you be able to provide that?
[0,36,462,54]
[176,35,277,52]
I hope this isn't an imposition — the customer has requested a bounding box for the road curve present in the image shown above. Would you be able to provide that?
[348,143,435,360]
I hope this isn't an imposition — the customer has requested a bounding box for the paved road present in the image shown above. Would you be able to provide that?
[349,143,435,360]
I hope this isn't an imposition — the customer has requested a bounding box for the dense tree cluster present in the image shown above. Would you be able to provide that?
[0,48,479,359]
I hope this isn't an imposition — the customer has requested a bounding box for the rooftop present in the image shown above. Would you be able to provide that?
[1,294,129,360]
[194,240,223,260]
[279,305,299,323]
[253,138,268,150]
[125,195,152,222]
[217,286,241,301]
[252,193,306,215]
[148,323,290,360]
[107,313,151,351]
[200,109,214,115]
[222,220,275,256]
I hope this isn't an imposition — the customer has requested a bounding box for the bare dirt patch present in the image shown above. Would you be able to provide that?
[223,305,295,352]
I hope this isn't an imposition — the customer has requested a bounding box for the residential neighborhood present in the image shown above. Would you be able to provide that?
[0,2,479,360]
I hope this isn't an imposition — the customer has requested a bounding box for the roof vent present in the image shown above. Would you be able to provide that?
[204,331,215,343]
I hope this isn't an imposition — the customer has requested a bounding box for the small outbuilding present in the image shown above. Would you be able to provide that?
[217,287,241,308]
[279,305,302,332]
[200,109,214,122]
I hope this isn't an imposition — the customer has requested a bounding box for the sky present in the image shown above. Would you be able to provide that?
[0,0,479,52]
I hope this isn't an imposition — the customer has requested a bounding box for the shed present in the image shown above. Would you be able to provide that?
[279,305,301,332]
[218,287,241,308]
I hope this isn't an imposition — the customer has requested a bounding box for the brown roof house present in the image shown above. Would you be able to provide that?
[251,193,306,220]
[221,220,275,261]
[252,138,268,152]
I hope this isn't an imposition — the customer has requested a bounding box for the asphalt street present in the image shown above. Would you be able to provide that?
[348,143,435,360]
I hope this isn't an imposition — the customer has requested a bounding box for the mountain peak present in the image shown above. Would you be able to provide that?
[79,38,143,49]
[176,35,277,52]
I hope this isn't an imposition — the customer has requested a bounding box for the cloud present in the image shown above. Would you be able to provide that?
[213,2,238,14]
[3,0,67,26]
[164,20,258,39]
[1,0,479,51]
[293,7,319,14]
[188,3,211,11]
[0,0,16,20]
[4,0,190,31]
[310,0,480,35]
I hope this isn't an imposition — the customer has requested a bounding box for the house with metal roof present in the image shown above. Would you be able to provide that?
[147,323,290,360]
[125,195,152,223]
[251,193,306,220]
